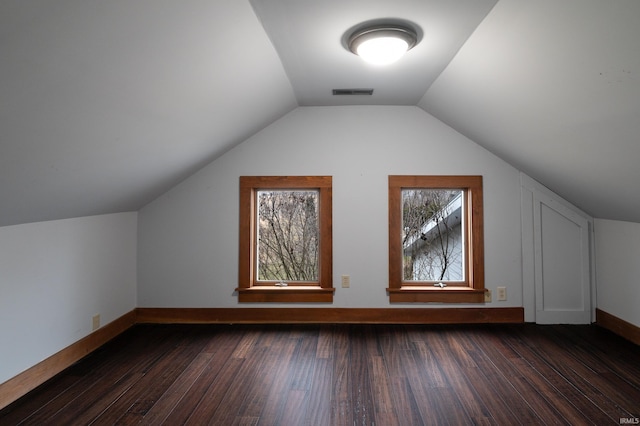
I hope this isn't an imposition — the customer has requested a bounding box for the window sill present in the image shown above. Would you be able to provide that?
[387,286,486,303]
[236,286,335,303]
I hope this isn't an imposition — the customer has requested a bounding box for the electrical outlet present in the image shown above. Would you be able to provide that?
[341,275,350,288]
[497,287,507,301]
[92,314,100,331]
[484,290,491,303]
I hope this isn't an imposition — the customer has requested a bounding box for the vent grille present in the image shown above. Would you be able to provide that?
[332,88,374,96]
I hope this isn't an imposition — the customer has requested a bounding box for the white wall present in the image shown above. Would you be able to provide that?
[138,106,523,309]
[0,212,137,385]
[595,219,640,327]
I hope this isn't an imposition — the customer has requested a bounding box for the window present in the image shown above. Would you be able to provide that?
[388,176,485,303]
[238,176,333,302]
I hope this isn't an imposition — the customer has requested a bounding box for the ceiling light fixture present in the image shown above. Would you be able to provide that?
[348,24,418,66]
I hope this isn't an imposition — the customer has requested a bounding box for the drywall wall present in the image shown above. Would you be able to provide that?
[595,219,640,327]
[138,106,523,309]
[0,212,137,385]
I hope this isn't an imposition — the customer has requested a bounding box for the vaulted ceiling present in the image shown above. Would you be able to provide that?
[1,0,639,227]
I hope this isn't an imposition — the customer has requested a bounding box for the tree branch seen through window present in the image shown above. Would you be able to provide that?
[388,175,485,303]
[257,190,319,282]
[402,189,464,282]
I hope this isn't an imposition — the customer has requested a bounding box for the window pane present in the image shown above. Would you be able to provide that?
[257,190,319,282]
[402,189,465,281]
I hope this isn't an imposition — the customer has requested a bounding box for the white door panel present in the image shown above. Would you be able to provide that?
[534,192,591,324]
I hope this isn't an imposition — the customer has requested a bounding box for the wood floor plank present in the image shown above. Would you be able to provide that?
[0,373,77,425]
[517,325,636,422]
[231,329,261,359]
[448,328,527,424]
[379,326,433,426]
[426,331,493,424]
[137,352,215,425]
[278,389,307,426]
[349,328,377,426]
[553,325,640,391]
[14,326,174,425]
[153,329,246,424]
[2,323,640,426]
[502,333,598,425]
[468,329,570,424]
[330,325,353,426]
[315,325,332,359]
[198,347,269,426]
[178,358,244,425]
[287,329,318,392]
[451,328,540,425]
[498,328,602,425]
[105,332,210,424]
[240,332,297,423]
[305,357,332,426]
[48,371,146,425]
[368,355,399,426]
[267,329,318,425]
[388,376,424,426]
[411,340,449,388]
[401,344,449,424]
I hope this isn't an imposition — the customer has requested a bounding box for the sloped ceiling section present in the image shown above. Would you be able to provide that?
[0,0,296,227]
[1,0,640,227]
[420,0,640,222]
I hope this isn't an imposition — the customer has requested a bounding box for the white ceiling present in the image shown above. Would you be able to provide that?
[250,0,497,106]
[1,0,639,227]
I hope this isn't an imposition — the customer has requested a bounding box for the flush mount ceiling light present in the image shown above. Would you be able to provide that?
[348,24,418,66]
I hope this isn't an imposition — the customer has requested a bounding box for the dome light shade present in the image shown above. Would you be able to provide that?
[348,25,417,65]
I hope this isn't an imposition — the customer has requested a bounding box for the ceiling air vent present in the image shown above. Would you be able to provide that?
[332,88,374,96]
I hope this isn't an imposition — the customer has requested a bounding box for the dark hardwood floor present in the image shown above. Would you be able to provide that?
[1,323,639,425]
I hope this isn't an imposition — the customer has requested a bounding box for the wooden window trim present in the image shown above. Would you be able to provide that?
[238,176,334,303]
[388,175,485,303]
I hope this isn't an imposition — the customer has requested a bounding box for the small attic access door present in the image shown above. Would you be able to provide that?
[521,174,594,324]
[533,191,591,324]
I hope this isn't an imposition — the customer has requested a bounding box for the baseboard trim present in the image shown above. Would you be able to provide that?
[0,310,136,411]
[135,307,525,325]
[596,308,640,346]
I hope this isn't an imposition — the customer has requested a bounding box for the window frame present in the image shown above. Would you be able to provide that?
[238,176,334,303]
[388,175,485,303]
